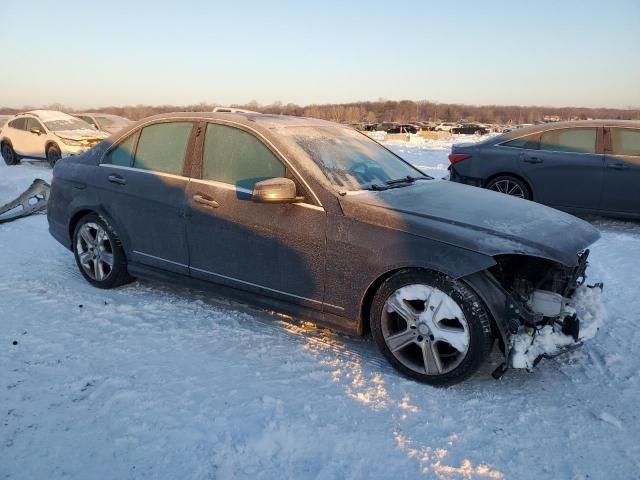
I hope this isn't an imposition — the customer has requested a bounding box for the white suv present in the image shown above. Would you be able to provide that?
[0,110,109,167]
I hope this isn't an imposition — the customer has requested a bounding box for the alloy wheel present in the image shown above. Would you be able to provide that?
[76,222,114,282]
[489,179,525,198]
[381,284,470,375]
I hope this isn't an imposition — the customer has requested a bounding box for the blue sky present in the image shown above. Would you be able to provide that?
[1,0,638,109]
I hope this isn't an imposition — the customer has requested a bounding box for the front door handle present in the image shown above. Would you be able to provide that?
[108,174,127,185]
[193,193,220,208]
[607,163,630,170]
[523,156,544,164]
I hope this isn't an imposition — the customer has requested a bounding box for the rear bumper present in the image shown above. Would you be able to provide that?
[48,216,72,250]
[448,166,484,187]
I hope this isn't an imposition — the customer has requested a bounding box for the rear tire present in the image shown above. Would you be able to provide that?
[46,144,61,168]
[486,175,531,200]
[370,269,493,386]
[73,213,133,289]
[1,143,19,166]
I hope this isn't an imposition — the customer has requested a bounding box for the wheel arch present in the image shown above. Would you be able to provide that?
[45,140,60,152]
[359,266,502,347]
[68,208,96,242]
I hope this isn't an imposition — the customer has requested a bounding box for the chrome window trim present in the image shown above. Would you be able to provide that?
[101,116,324,208]
[98,163,188,181]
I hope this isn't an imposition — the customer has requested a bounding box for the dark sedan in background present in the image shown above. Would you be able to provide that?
[448,120,640,219]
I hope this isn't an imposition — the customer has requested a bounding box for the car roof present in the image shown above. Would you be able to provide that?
[17,110,76,122]
[499,119,640,140]
[131,112,338,131]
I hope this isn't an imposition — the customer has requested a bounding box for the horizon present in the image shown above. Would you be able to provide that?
[3,98,640,113]
[1,0,639,110]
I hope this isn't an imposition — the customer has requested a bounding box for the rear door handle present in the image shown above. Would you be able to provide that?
[108,174,127,185]
[607,163,630,170]
[523,157,543,164]
[193,193,220,208]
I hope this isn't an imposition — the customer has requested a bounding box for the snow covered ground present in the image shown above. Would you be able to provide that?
[2,139,640,479]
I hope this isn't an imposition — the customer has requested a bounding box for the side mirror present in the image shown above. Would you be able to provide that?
[30,128,42,135]
[252,177,302,203]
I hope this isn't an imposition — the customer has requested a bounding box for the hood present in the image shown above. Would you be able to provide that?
[339,180,600,267]
[55,129,110,141]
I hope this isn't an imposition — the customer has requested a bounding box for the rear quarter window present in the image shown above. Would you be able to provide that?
[499,134,539,149]
[105,134,137,167]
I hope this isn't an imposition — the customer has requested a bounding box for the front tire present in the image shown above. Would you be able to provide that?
[46,144,61,168]
[370,270,493,386]
[1,143,19,165]
[486,175,531,200]
[73,214,133,289]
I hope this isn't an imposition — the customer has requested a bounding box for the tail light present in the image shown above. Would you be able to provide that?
[448,153,472,164]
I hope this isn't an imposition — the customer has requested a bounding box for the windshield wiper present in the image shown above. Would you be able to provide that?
[365,183,390,191]
[385,175,430,185]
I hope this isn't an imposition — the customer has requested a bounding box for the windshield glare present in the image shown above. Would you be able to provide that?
[46,118,94,132]
[283,126,425,191]
[96,116,128,128]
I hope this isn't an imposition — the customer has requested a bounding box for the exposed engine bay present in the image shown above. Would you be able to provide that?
[490,251,604,370]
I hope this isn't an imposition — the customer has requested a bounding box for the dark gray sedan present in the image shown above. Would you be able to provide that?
[48,113,600,385]
[449,120,640,219]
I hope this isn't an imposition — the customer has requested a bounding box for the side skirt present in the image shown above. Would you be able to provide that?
[127,262,361,336]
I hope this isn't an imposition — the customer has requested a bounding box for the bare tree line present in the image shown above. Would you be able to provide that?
[2,99,638,124]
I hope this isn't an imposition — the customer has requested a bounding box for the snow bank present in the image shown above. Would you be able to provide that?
[510,286,606,369]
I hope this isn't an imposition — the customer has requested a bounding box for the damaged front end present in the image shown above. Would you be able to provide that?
[489,251,605,371]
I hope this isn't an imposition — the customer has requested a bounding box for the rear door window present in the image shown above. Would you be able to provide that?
[202,123,285,190]
[610,128,640,156]
[133,122,192,175]
[9,118,27,130]
[106,133,137,167]
[539,128,597,154]
[500,134,539,149]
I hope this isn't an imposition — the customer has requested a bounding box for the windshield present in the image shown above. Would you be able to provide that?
[95,115,128,128]
[282,126,427,191]
[45,117,94,132]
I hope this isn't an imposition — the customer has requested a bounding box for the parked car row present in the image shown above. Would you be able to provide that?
[448,120,640,219]
[47,111,602,385]
[0,110,132,166]
[355,121,493,135]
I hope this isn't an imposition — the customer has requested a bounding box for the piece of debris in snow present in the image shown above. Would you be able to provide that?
[0,178,50,224]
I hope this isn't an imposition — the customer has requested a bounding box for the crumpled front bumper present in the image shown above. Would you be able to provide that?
[508,284,606,370]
